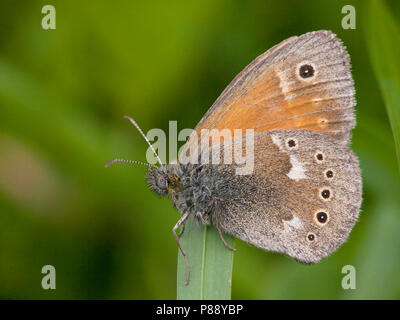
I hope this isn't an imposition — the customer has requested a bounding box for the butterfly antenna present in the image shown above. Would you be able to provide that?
[123,115,163,165]
[104,158,158,169]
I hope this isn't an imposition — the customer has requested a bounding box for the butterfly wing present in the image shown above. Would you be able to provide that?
[178,31,361,262]
[182,30,355,161]
[206,131,362,263]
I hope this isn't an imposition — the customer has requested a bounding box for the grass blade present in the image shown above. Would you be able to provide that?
[366,0,400,170]
[177,216,234,299]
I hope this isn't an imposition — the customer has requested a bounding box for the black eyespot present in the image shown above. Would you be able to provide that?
[321,189,330,199]
[316,211,328,223]
[307,233,315,241]
[316,153,324,161]
[287,139,296,148]
[299,64,314,78]
[326,170,334,178]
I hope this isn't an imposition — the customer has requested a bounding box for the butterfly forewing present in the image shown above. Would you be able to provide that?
[182,30,355,160]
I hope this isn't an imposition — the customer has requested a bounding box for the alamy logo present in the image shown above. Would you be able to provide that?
[41,265,56,290]
[41,5,56,30]
[341,265,356,290]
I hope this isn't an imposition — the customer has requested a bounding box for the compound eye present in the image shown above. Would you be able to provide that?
[158,176,167,188]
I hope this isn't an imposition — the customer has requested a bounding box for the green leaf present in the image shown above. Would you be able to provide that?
[366,0,400,170]
[177,216,234,299]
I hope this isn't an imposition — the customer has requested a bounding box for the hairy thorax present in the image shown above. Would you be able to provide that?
[166,163,216,225]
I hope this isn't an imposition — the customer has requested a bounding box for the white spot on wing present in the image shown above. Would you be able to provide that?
[271,134,284,151]
[283,215,303,233]
[276,70,297,100]
[287,155,308,181]
[276,70,289,94]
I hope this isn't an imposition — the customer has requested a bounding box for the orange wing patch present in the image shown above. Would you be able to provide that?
[181,31,356,156]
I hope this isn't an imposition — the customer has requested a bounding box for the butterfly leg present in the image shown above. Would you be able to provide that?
[177,221,186,238]
[215,202,236,252]
[172,211,190,285]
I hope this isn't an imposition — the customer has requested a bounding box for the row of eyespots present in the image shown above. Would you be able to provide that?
[310,151,334,241]
[283,138,333,243]
[313,151,334,199]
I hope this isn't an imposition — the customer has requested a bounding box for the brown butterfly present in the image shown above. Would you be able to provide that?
[106,30,362,285]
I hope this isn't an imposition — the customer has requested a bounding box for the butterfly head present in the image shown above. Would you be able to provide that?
[146,166,169,196]
[146,164,183,196]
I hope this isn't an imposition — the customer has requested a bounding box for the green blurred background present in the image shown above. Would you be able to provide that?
[0,0,399,299]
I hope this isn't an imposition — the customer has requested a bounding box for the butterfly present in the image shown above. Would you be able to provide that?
[106,30,362,285]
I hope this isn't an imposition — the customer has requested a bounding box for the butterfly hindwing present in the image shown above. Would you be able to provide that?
[204,130,361,263]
